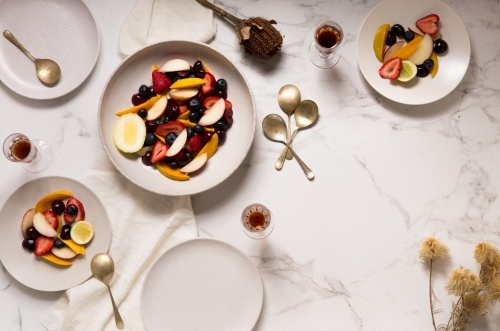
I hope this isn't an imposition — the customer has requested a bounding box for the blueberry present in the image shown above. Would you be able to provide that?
[416,65,429,78]
[167,159,180,169]
[214,120,228,131]
[166,133,177,145]
[188,98,201,112]
[171,76,180,83]
[188,111,201,123]
[193,125,203,134]
[54,238,65,249]
[391,24,405,37]
[423,59,434,70]
[216,78,227,90]
[61,224,72,240]
[144,133,156,146]
[403,30,415,42]
[66,204,78,216]
[163,115,170,124]
[137,108,148,118]
[155,118,164,126]
[186,128,194,138]
[138,85,149,98]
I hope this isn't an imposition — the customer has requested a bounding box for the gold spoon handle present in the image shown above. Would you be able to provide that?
[283,143,314,180]
[195,0,244,26]
[276,130,298,170]
[106,285,125,330]
[285,115,293,160]
[3,30,36,62]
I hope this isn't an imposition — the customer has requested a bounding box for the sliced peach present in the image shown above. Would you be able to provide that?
[429,52,439,78]
[35,190,74,213]
[198,133,218,159]
[156,162,190,181]
[115,95,161,116]
[40,253,72,266]
[373,23,390,62]
[390,35,423,60]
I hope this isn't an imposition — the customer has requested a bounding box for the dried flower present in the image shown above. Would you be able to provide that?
[474,242,500,265]
[419,236,450,261]
[488,277,500,304]
[464,292,487,315]
[445,266,482,296]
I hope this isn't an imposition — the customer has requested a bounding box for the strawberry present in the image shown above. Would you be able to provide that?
[202,96,220,109]
[34,236,54,256]
[155,121,185,137]
[186,135,202,154]
[201,72,216,95]
[63,198,85,223]
[416,14,439,36]
[379,58,402,79]
[43,210,59,230]
[152,70,172,95]
[151,141,168,163]
[223,99,232,110]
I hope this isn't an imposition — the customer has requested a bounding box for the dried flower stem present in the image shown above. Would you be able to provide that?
[429,259,438,331]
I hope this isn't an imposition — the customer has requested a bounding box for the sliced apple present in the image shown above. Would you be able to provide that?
[198,98,225,126]
[145,95,168,121]
[165,129,187,157]
[383,41,404,63]
[33,212,57,237]
[432,32,442,41]
[408,33,433,65]
[408,25,424,36]
[180,153,208,173]
[51,246,77,259]
[159,59,191,72]
[168,88,199,102]
[21,208,36,237]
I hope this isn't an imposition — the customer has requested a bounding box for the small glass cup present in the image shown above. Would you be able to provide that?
[3,133,52,173]
[309,21,344,69]
[241,203,274,239]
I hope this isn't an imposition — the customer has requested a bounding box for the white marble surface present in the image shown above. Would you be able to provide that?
[1,0,499,330]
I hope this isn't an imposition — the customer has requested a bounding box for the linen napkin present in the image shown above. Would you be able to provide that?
[119,0,216,56]
[41,150,198,331]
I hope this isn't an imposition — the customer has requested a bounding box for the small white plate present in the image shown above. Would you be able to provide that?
[0,0,100,100]
[98,40,256,196]
[141,238,263,331]
[357,0,470,105]
[0,176,111,292]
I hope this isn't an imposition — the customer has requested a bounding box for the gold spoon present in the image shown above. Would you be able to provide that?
[276,100,318,170]
[262,114,314,180]
[278,85,301,160]
[3,30,61,85]
[91,253,125,330]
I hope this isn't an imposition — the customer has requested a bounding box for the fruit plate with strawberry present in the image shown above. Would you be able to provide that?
[98,40,256,196]
[357,0,470,105]
[0,177,111,291]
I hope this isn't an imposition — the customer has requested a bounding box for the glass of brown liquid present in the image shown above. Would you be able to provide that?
[309,21,344,69]
[3,133,52,173]
[241,203,274,239]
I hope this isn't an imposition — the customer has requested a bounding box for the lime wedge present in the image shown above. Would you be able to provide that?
[70,221,94,245]
[397,60,418,82]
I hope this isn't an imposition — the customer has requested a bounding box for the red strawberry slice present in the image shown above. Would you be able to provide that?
[379,58,402,79]
[155,121,185,137]
[63,198,85,223]
[34,236,54,256]
[203,97,232,111]
[152,70,172,95]
[201,72,216,95]
[186,135,202,154]
[43,210,59,230]
[416,14,439,36]
[151,141,169,163]
[223,99,232,110]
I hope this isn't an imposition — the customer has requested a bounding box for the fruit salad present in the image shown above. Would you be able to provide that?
[373,14,449,82]
[21,190,94,267]
[112,59,233,181]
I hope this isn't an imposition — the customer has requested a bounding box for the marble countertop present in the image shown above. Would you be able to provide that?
[1,0,499,330]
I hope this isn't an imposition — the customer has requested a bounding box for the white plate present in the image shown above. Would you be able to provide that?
[357,0,470,105]
[98,40,256,196]
[0,0,100,99]
[0,176,111,291]
[141,238,263,331]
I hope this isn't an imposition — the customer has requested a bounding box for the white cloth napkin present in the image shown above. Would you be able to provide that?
[119,0,216,56]
[41,150,198,331]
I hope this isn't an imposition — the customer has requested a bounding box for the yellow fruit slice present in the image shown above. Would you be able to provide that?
[198,133,218,159]
[70,221,94,245]
[429,51,439,78]
[59,236,86,255]
[115,95,161,116]
[156,162,190,181]
[155,133,166,143]
[170,78,206,89]
[40,253,73,266]
[373,23,390,62]
[178,111,190,120]
[35,190,74,213]
[152,64,159,71]
[177,119,215,132]
[391,35,423,60]
[113,113,147,153]
[56,215,62,235]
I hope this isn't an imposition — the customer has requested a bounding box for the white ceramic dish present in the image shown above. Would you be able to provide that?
[0,177,111,291]
[141,238,263,331]
[357,0,470,105]
[0,0,100,100]
[98,40,256,196]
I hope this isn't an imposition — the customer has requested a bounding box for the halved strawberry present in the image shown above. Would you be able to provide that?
[201,72,216,95]
[152,70,172,94]
[155,121,185,137]
[416,14,439,36]
[63,198,85,223]
[186,135,202,154]
[34,236,54,256]
[43,210,59,230]
[379,58,402,79]
[203,96,232,110]
[151,141,169,163]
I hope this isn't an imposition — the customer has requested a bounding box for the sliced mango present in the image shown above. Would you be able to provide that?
[35,190,74,213]
[56,215,62,235]
[156,162,190,181]
[429,51,439,78]
[178,111,190,120]
[40,253,73,266]
[177,119,215,132]
[59,236,85,255]
[152,64,159,71]
[391,35,423,60]
[373,24,390,62]
[115,95,161,116]
[170,78,206,89]
[198,133,218,159]
[155,133,166,143]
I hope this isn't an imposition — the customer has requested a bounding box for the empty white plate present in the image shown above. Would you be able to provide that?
[141,238,263,331]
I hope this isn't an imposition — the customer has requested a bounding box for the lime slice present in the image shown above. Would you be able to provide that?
[113,113,146,153]
[70,221,94,245]
[397,60,418,82]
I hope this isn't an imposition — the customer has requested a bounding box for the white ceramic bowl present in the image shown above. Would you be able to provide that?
[98,40,256,196]
[357,0,470,105]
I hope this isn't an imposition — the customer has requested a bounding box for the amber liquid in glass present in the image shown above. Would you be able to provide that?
[247,211,267,230]
[316,26,340,48]
[11,139,31,161]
